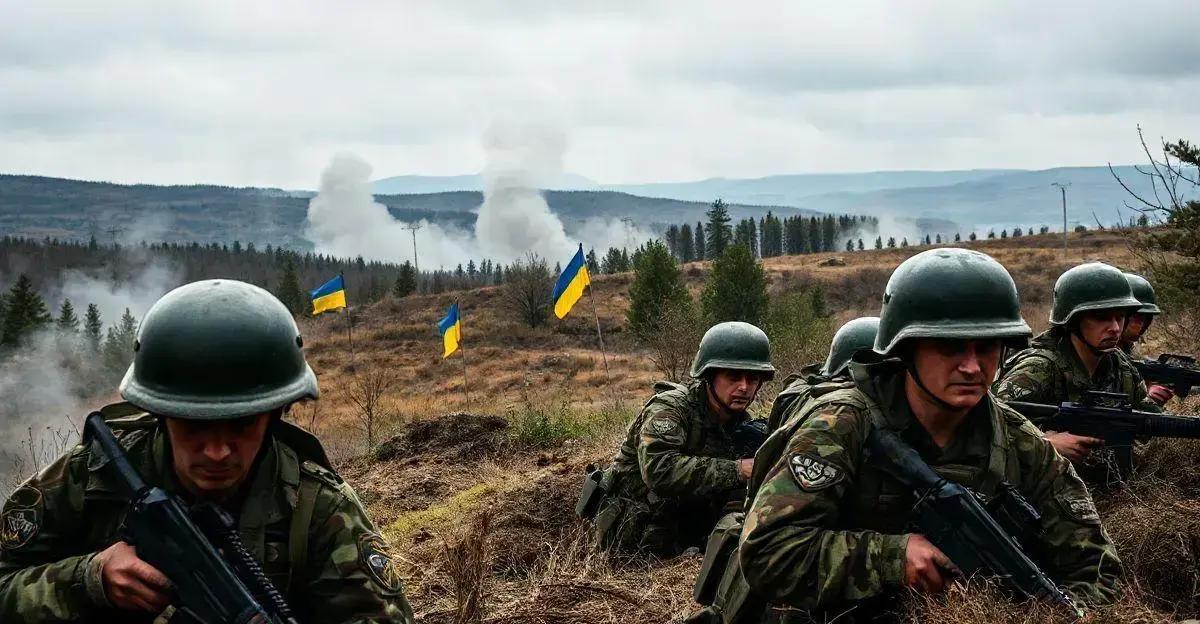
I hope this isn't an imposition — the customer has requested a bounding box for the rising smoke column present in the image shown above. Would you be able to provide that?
[473,119,574,262]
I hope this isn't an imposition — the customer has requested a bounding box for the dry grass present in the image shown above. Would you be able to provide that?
[302,231,1200,623]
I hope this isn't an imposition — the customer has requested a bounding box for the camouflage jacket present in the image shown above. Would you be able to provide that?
[993,329,1159,412]
[766,364,841,432]
[608,380,746,504]
[0,405,414,624]
[739,361,1122,613]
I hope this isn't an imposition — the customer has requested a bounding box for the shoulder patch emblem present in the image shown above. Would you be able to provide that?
[789,454,843,491]
[357,532,402,592]
[1056,491,1101,525]
[649,418,677,435]
[1,507,40,551]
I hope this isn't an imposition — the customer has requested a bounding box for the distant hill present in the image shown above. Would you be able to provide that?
[0,175,814,248]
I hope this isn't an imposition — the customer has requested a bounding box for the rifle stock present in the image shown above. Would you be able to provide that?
[84,412,296,624]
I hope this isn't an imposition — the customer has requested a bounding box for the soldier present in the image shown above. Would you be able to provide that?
[591,321,774,556]
[0,280,414,623]
[993,262,1160,463]
[767,317,879,432]
[740,249,1122,622]
[1120,272,1174,405]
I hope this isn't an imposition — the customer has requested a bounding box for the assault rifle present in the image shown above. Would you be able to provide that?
[866,426,1082,616]
[730,419,770,459]
[1007,391,1200,449]
[84,412,298,624]
[1133,352,1200,397]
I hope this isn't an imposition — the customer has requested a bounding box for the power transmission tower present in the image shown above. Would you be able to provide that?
[620,217,635,250]
[402,223,421,275]
[1051,182,1071,254]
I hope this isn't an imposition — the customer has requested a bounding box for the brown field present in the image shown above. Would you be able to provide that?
[294,230,1198,623]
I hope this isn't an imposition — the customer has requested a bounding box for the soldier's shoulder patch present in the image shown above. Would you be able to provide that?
[788,454,843,491]
[1055,490,1101,525]
[357,532,402,592]
[648,418,679,435]
[1,487,44,551]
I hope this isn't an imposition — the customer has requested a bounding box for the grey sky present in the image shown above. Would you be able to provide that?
[1,1,1197,188]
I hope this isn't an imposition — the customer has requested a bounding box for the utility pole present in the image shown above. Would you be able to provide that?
[402,223,421,275]
[1051,182,1070,254]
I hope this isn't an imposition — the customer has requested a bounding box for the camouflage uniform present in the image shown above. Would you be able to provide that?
[594,380,751,556]
[0,404,415,624]
[766,365,831,432]
[993,328,1159,413]
[739,361,1123,620]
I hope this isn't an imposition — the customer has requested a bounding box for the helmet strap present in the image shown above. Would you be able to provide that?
[904,361,961,412]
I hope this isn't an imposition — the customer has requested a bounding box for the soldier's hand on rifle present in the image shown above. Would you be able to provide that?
[95,541,172,613]
[904,534,956,593]
[736,458,754,481]
[1044,431,1103,463]
[1147,384,1175,406]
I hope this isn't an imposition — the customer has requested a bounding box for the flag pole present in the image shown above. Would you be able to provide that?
[457,301,471,409]
[586,284,611,378]
[341,271,356,364]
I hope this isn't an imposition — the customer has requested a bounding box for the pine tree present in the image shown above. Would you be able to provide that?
[887,237,896,248]
[679,224,695,262]
[701,244,768,325]
[1,274,52,347]
[857,238,865,251]
[970,232,978,241]
[845,239,854,252]
[694,222,706,261]
[275,258,308,314]
[84,303,103,352]
[821,216,837,252]
[626,241,693,339]
[467,259,478,279]
[602,247,624,274]
[585,249,600,274]
[704,199,733,259]
[901,238,909,248]
[665,224,681,258]
[954,232,961,242]
[875,236,883,250]
[103,308,139,379]
[56,299,80,333]
[392,261,417,298]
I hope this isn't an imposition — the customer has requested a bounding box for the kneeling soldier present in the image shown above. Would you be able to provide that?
[591,321,774,557]
[767,317,880,432]
[740,249,1122,622]
[0,280,415,623]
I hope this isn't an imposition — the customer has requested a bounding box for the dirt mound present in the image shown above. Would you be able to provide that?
[488,466,583,574]
[375,412,510,462]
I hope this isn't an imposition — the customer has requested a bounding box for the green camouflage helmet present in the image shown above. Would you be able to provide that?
[1049,262,1142,326]
[875,248,1032,355]
[1124,272,1162,315]
[690,321,776,380]
[120,279,320,420]
[822,316,880,377]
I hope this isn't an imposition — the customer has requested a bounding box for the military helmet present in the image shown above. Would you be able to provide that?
[690,321,775,380]
[875,248,1032,355]
[1049,262,1142,326]
[822,317,880,377]
[1124,272,1162,315]
[120,279,320,420]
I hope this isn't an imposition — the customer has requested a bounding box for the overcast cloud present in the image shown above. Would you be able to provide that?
[1,1,1198,188]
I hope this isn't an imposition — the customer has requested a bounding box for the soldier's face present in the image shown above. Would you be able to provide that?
[164,413,272,499]
[1121,313,1149,343]
[709,369,764,413]
[1077,309,1126,351]
[909,339,1003,409]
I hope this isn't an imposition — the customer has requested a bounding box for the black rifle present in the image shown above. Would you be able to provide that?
[84,412,298,624]
[866,426,1082,616]
[1007,390,1200,449]
[730,419,770,459]
[1133,352,1200,397]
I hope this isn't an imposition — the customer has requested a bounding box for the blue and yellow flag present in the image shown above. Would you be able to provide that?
[437,303,462,358]
[552,244,590,319]
[310,274,347,315]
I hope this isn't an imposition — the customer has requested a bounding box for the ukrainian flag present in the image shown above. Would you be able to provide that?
[438,303,462,358]
[552,244,591,319]
[310,274,347,315]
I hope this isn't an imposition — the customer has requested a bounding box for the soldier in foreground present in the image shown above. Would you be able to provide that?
[1120,272,1174,405]
[993,262,1160,463]
[767,317,880,431]
[0,280,415,623]
[740,249,1122,621]
[590,321,774,556]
